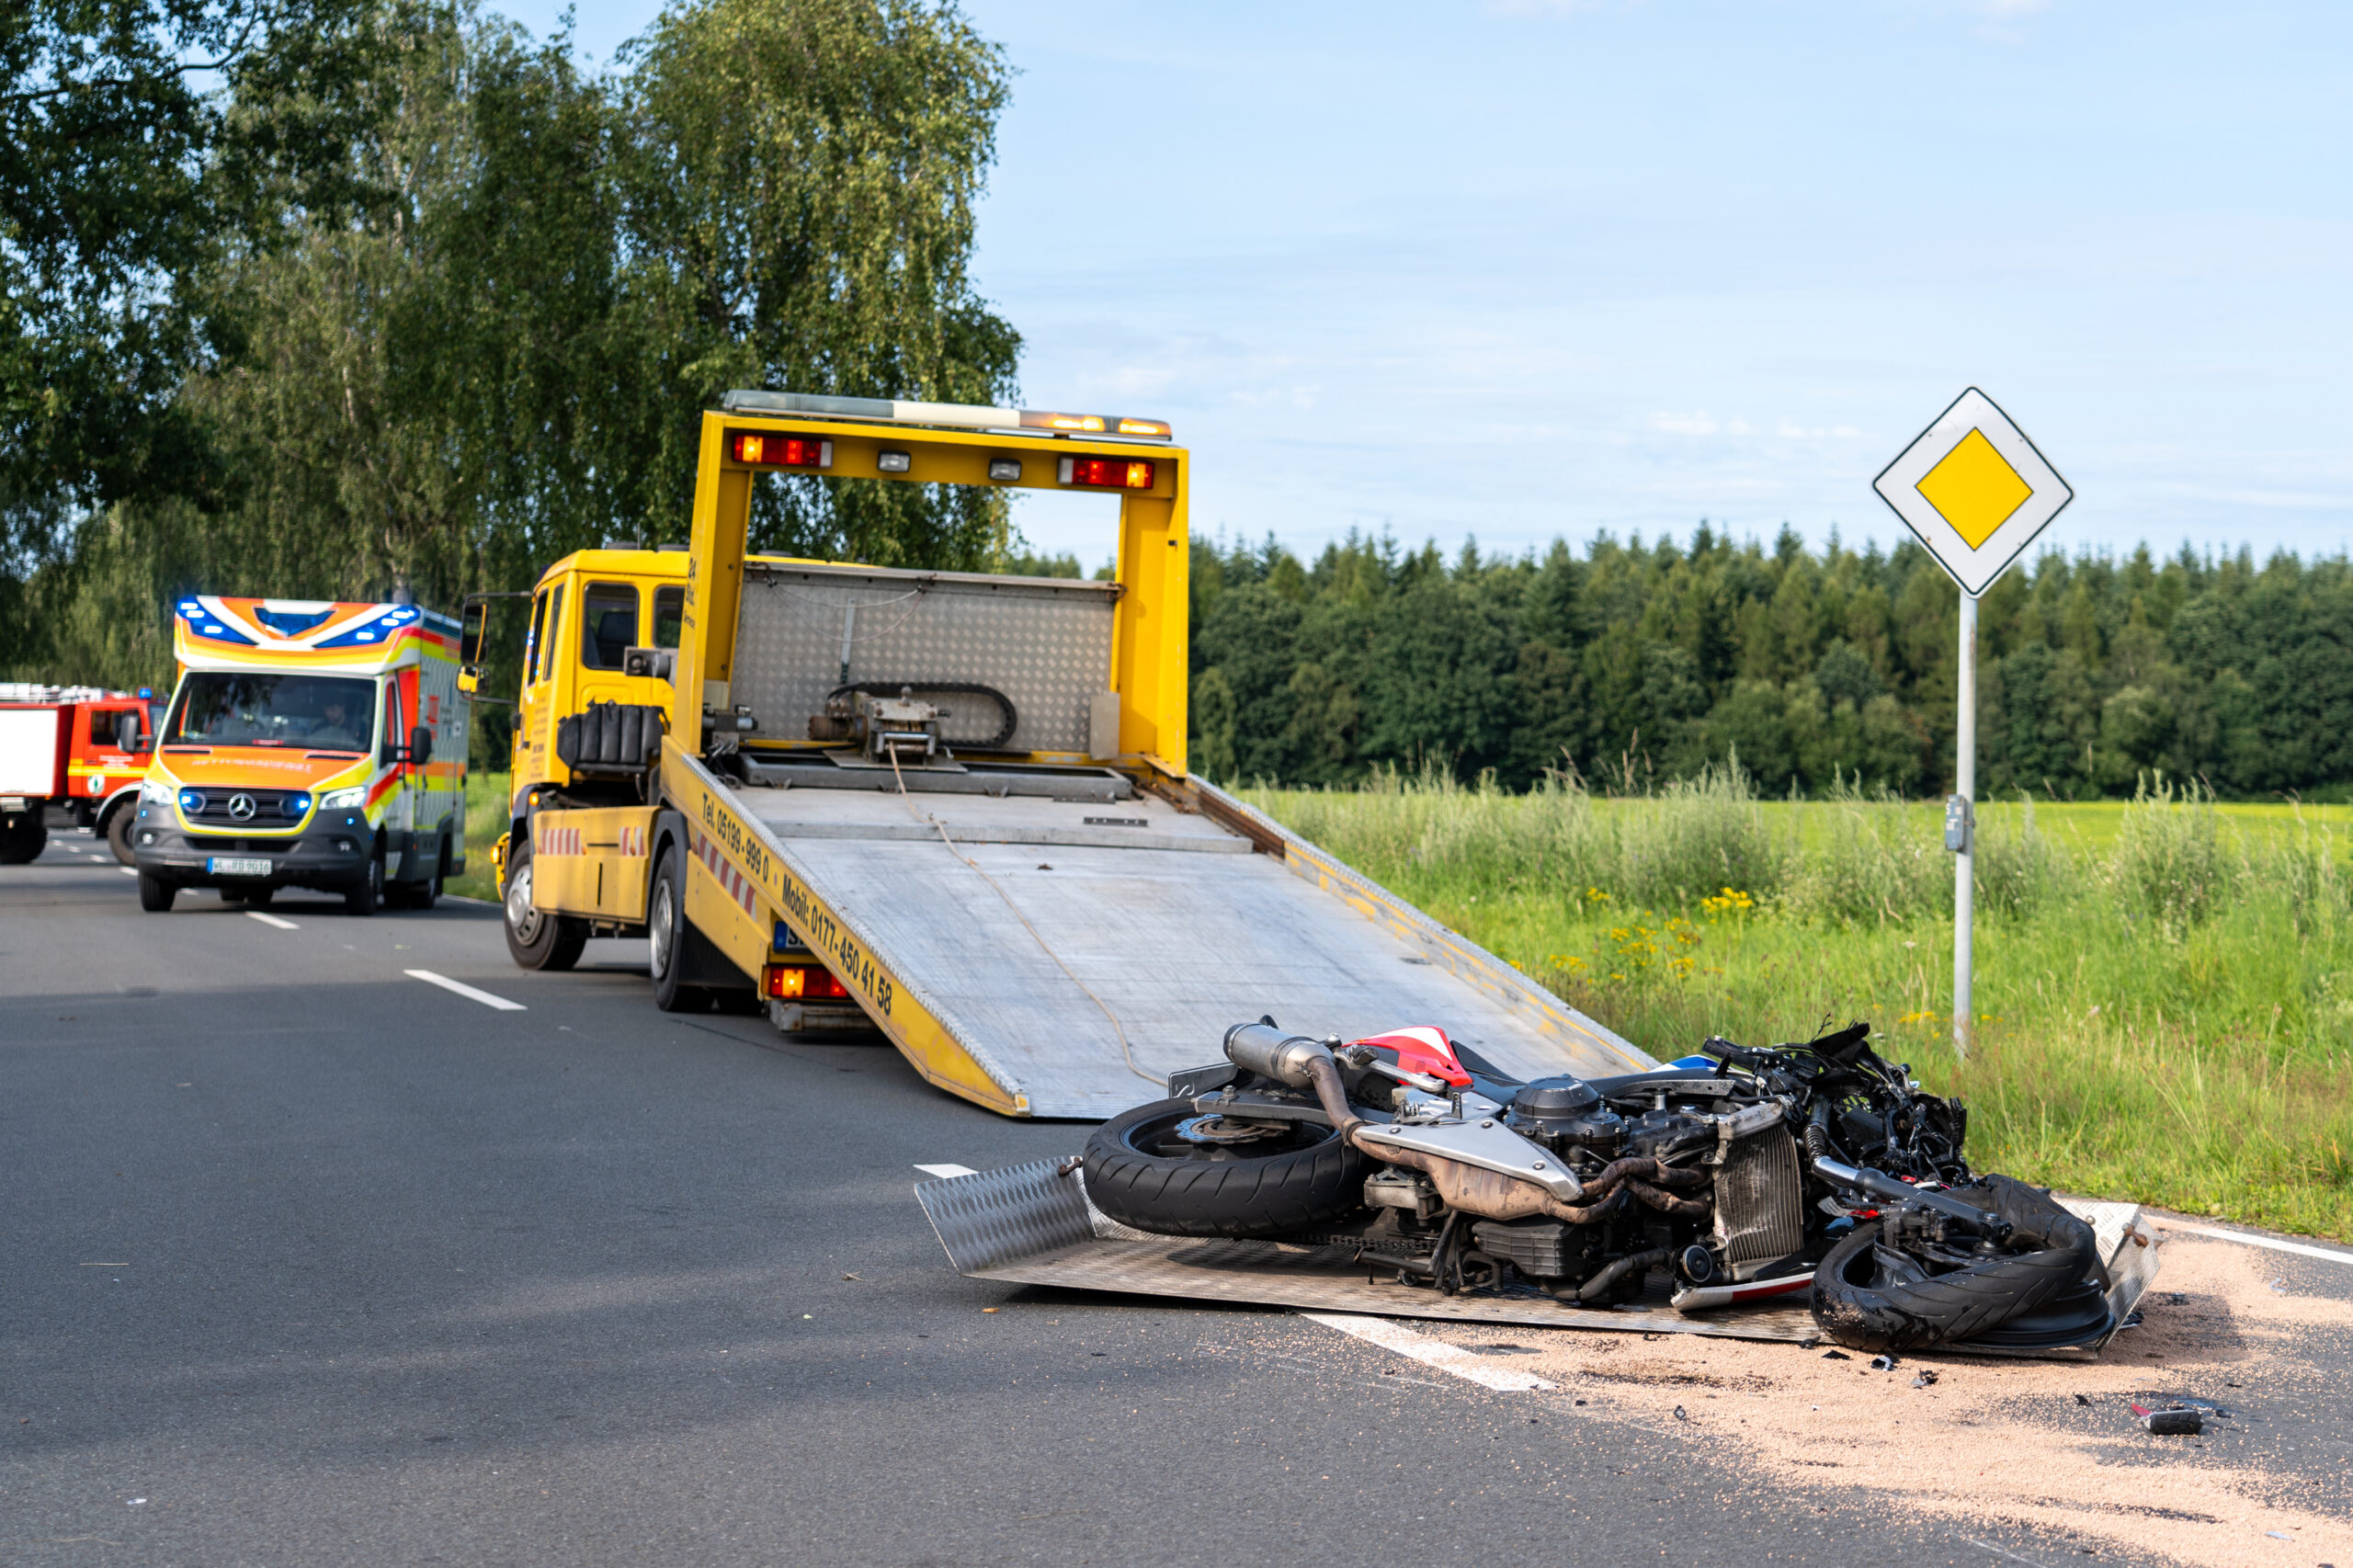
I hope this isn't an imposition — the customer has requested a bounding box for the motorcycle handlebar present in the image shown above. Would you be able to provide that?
[1812,1155,2012,1243]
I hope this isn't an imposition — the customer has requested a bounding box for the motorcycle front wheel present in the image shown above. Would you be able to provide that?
[1810,1174,2107,1352]
[1083,1098,1369,1239]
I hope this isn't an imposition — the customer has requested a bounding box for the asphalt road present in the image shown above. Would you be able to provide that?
[1,827,2338,1567]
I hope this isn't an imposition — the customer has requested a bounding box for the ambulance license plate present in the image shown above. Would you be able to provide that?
[209,857,272,877]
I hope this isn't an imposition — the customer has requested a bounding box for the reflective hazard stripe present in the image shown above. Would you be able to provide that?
[537,825,584,857]
[620,824,644,857]
[693,830,758,917]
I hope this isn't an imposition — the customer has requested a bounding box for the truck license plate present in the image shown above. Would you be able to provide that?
[209,857,272,877]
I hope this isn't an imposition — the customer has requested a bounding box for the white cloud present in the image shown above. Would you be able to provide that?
[1651,412,1719,436]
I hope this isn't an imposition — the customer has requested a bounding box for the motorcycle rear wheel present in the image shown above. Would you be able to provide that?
[1084,1098,1369,1239]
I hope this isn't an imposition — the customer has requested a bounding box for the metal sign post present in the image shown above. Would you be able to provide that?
[1872,388,2071,1062]
[1951,594,1976,1054]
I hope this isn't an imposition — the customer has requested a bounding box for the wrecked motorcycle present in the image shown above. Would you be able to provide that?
[1082,1019,2110,1351]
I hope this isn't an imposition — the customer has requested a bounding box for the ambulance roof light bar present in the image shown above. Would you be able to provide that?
[721,389,1171,442]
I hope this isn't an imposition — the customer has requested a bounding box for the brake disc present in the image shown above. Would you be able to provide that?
[1173,1114,1290,1146]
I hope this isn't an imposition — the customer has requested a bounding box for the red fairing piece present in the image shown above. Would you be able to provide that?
[1354,1025,1472,1087]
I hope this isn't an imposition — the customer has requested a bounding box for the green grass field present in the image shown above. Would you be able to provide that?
[1242,772,2353,1242]
[449,771,513,903]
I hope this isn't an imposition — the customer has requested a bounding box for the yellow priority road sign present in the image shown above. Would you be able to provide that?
[1872,388,2072,597]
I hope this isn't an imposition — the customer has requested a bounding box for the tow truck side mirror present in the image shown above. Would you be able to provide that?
[622,646,674,681]
[458,602,488,694]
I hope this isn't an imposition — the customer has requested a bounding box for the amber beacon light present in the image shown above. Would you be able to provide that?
[721,390,1172,442]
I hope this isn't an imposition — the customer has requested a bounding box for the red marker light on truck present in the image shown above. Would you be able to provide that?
[1058,458,1155,490]
[765,964,851,1001]
[731,433,833,469]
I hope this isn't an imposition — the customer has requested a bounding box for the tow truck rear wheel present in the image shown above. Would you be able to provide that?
[502,834,585,971]
[647,846,710,1013]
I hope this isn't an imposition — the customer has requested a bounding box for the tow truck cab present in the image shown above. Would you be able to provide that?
[468,549,724,974]
[131,598,470,915]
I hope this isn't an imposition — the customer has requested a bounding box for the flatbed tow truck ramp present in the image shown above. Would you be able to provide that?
[472,391,1652,1115]
[713,739,1648,1118]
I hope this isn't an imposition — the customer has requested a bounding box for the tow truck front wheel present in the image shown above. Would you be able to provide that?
[647,847,710,1013]
[503,834,585,971]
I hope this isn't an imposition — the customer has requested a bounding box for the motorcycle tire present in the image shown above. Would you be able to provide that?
[1810,1175,2104,1352]
[1084,1098,1369,1239]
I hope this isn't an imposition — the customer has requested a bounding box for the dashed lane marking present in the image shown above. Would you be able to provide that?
[119,867,138,876]
[914,1164,980,1178]
[1300,1312,1561,1392]
[404,970,526,1011]
[244,910,298,930]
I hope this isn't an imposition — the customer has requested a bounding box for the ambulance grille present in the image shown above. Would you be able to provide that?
[179,788,310,827]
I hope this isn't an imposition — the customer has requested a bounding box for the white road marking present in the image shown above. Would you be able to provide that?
[244,910,298,930]
[119,867,138,876]
[404,970,526,1011]
[1300,1312,1560,1392]
[915,1164,979,1178]
[2168,1223,2353,1267]
[1959,1535,2060,1568]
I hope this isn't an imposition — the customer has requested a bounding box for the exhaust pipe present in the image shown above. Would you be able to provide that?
[1223,1021,1362,1139]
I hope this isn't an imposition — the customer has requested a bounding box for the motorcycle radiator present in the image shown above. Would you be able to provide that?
[1712,1130,1804,1279]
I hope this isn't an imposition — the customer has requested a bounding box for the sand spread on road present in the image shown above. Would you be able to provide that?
[1402,1229,2352,1567]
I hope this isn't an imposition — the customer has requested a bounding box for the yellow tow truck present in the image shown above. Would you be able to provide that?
[463,392,1652,1116]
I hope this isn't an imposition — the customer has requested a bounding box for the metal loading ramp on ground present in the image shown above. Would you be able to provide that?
[732,768,1653,1118]
[916,1160,2161,1358]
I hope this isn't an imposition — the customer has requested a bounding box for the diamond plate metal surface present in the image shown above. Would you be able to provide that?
[734,564,1116,753]
[915,1161,2160,1356]
[915,1158,1821,1342]
[915,1158,1096,1273]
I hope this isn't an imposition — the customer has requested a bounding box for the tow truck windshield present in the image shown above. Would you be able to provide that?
[165,673,377,753]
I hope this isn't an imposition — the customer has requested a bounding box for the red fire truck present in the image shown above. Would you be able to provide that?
[0,684,163,864]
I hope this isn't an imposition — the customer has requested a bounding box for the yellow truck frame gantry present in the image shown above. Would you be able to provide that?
[471,392,1653,1117]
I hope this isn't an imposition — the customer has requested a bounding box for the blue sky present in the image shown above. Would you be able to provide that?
[502,1,2351,571]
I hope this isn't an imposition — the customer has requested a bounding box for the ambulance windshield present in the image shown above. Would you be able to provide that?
[166,673,379,753]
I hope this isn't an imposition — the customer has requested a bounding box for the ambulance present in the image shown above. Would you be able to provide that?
[131,597,470,914]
